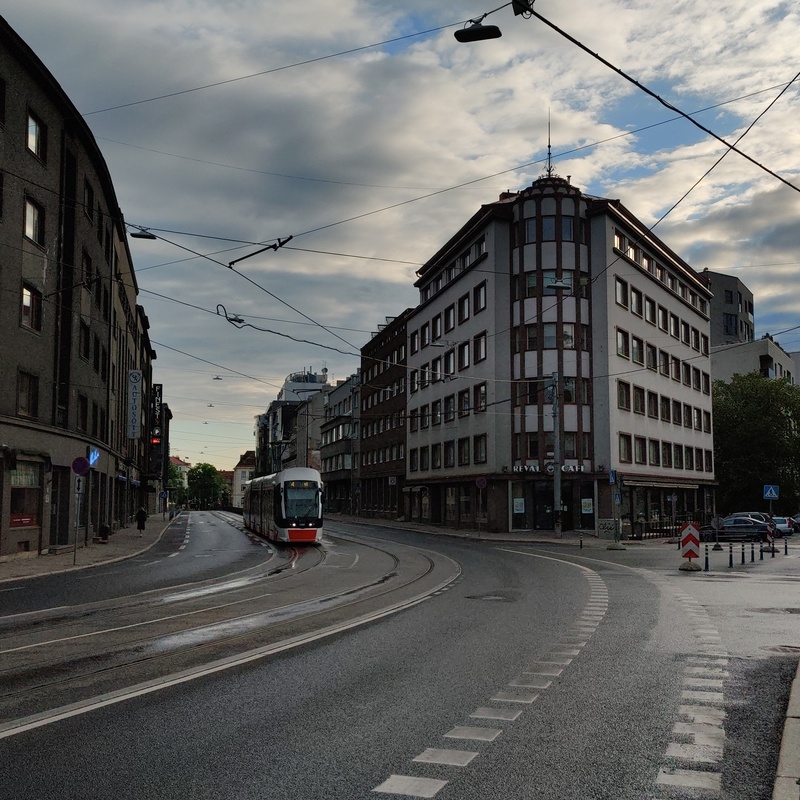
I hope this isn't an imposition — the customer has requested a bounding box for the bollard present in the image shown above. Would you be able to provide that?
[785,536,789,556]
[704,543,709,572]
[741,542,745,565]
[772,539,776,558]
[760,541,764,560]
[729,543,733,568]
[580,533,583,550]
[751,541,755,562]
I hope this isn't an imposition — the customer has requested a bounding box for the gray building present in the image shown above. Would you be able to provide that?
[0,17,156,555]
[700,270,754,346]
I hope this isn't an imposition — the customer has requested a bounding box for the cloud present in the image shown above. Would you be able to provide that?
[4,0,800,468]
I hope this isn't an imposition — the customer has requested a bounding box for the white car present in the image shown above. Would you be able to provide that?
[771,516,795,536]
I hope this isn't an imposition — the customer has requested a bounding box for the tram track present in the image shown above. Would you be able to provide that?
[0,528,458,731]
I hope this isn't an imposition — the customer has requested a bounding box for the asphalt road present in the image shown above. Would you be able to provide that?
[1,518,798,799]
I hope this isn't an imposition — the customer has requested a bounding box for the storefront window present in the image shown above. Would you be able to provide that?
[10,462,42,527]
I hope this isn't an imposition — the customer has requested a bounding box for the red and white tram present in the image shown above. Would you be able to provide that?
[242,467,324,544]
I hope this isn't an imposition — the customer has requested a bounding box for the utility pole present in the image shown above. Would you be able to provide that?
[552,371,562,537]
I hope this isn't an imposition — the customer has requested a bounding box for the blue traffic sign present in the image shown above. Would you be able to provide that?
[764,484,780,500]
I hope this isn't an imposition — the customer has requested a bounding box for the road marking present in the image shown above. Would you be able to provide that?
[372,775,448,797]
[656,767,721,792]
[412,748,478,766]
[470,707,522,721]
[509,675,552,689]
[666,742,723,763]
[444,726,501,741]
[491,690,539,703]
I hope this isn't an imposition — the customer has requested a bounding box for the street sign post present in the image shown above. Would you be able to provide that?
[679,522,701,572]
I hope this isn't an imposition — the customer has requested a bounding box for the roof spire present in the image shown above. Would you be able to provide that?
[546,108,555,177]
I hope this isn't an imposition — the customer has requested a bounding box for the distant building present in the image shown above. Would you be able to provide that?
[169,456,191,488]
[320,375,360,513]
[358,311,414,519]
[699,270,755,346]
[232,451,256,508]
[255,369,330,476]
[712,334,795,384]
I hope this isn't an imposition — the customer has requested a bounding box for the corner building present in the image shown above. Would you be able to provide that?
[407,174,715,534]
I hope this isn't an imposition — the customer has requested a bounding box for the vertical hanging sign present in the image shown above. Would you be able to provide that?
[127,370,143,438]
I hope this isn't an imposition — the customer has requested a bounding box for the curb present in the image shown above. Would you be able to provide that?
[775,664,800,799]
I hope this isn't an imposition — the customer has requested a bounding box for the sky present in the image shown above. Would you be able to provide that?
[5,1,800,471]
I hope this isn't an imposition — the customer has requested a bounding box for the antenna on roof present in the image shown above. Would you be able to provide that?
[546,109,555,177]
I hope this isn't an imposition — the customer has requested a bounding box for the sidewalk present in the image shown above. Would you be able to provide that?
[0,514,170,584]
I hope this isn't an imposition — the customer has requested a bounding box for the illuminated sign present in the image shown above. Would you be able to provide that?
[127,370,142,438]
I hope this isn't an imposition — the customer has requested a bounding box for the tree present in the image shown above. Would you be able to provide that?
[187,462,227,509]
[166,462,188,507]
[713,373,800,514]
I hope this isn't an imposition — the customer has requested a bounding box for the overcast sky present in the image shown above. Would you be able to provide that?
[5,1,800,470]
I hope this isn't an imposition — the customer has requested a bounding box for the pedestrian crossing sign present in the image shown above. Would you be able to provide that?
[764,484,780,500]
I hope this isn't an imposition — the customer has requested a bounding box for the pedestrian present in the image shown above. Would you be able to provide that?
[136,506,147,537]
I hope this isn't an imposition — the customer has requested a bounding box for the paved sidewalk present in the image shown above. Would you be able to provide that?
[0,513,171,584]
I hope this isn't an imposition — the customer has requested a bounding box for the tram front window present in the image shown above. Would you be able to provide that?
[283,484,320,522]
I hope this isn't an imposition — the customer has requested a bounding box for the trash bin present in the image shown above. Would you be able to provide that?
[99,523,110,543]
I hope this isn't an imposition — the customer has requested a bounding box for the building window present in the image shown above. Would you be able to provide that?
[615,278,629,308]
[685,447,695,470]
[458,437,470,465]
[473,331,487,363]
[432,314,442,341]
[525,273,538,298]
[458,389,471,416]
[633,386,645,415]
[473,382,487,412]
[24,198,45,245]
[17,371,39,418]
[647,391,658,418]
[646,344,657,371]
[542,215,556,240]
[474,281,487,313]
[444,305,455,332]
[27,111,47,160]
[80,322,91,360]
[432,443,442,469]
[420,404,429,428]
[630,287,643,316]
[619,433,632,463]
[21,284,42,331]
[474,434,487,464]
[543,322,557,349]
[563,323,575,349]
[444,395,455,422]
[705,450,713,472]
[420,447,429,471]
[644,297,656,325]
[444,349,455,376]
[634,436,647,464]
[658,306,668,331]
[409,449,418,472]
[631,336,644,365]
[420,323,430,348]
[444,440,455,468]
[410,330,419,354]
[683,403,692,428]
[648,439,660,466]
[670,314,680,339]
[660,396,671,422]
[457,293,470,323]
[661,442,672,467]
[616,329,630,359]
[659,350,670,377]
[674,444,684,469]
[703,410,712,433]
[458,341,470,370]
[431,399,442,425]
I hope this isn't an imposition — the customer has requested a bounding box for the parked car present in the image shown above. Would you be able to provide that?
[700,516,773,543]
[771,516,795,536]
[728,511,777,535]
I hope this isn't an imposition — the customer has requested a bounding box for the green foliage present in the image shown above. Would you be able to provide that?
[187,462,227,509]
[166,462,188,506]
[713,373,800,513]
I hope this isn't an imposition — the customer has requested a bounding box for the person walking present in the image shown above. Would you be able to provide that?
[136,506,147,537]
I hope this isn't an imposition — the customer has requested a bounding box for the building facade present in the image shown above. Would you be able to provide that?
[0,18,156,556]
[232,450,255,508]
[700,270,755,346]
[406,174,716,535]
[320,376,359,513]
[358,311,413,519]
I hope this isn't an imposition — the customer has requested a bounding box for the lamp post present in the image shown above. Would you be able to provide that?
[551,371,562,538]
